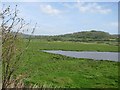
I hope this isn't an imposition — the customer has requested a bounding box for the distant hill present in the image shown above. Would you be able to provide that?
[31,30,118,41]
[21,30,119,42]
[58,30,111,41]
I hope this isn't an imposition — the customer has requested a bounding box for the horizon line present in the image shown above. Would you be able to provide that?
[20,30,119,36]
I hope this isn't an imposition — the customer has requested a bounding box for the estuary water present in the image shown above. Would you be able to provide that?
[42,50,119,62]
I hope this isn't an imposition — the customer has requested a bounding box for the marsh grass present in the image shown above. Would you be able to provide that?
[27,40,118,52]
[13,40,119,88]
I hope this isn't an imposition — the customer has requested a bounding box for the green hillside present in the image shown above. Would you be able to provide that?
[26,30,118,43]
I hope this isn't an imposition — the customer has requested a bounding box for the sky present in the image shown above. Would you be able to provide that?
[1,1,118,35]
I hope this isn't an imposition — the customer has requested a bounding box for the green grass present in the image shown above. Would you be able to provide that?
[15,40,119,88]
[27,39,118,52]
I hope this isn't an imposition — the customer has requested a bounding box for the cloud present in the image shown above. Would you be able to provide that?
[111,22,118,27]
[75,2,111,14]
[102,22,118,34]
[40,4,61,15]
[110,22,118,27]
[62,3,74,9]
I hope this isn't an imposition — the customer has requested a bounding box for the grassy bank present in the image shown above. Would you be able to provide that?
[15,39,119,88]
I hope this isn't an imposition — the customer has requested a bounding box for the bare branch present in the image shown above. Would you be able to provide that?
[1,4,36,88]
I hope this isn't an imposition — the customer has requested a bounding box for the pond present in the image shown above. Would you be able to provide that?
[42,50,119,62]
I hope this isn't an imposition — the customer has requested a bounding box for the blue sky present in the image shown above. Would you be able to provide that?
[1,2,118,35]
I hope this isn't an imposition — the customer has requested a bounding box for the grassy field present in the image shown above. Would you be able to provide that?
[27,39,118,52]
[15,39,119,88]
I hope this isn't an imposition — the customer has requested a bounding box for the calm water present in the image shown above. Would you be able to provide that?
[42,50,119,62]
